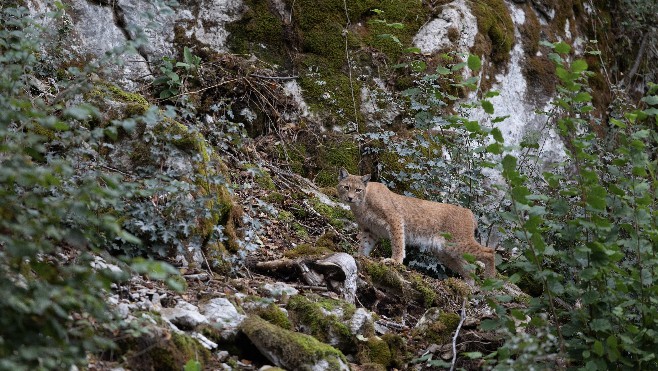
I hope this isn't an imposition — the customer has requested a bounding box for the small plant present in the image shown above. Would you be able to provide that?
[153,46,202,99]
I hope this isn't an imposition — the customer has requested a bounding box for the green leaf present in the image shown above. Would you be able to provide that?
[590,318,611,332]
[641,95,658,105]
[592,341,604,356]
[437,66,451,75]
[467,54,482,70]
[571,59,588,73]
[481,100,494,114]
[464,120,481,132]
[184,359,202,371]
[463,352,483,359]
[486,142,503,154]
[574,92,592,103]
[502,155,517,175]
[405,47,421,54]
[387,22,404,29]
[554,41,571,54]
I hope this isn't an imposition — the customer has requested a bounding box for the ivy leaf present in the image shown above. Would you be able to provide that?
[641,95,658,105]
[574,92,592,103]
[467,54,481,71]
[481,100,494,114]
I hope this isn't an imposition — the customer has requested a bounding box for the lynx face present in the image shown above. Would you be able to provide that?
[337,168,370,206]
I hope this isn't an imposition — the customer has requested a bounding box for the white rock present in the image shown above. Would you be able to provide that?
[161,300,209,328]
[349,308,374,336]
[201,297,246,339]
[261,282,299,298]
[413,0,477,54]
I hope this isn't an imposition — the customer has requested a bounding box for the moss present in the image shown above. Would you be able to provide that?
[265,191,286,205]
[118,329,211,371]
[357,336,392,367]
[364,260,404,295]
[311,197,353,228]
[287,295,356,352]
[518,3,541,55]
[471,0,515,64]
[313,138,360,187]
[409,272,437,308]
[245,163,276,190]
[292,222,310,239]
[88,82,150,121]
[298,69,363,128]
[413,311,461,345]
[444,277,472,297]
[382,333,406,368]
[256,303,293,330]
[226,0,287,65]
[316,231,339,250]
[240,315,349,370]
[284,243,332,259]
[524,55,557,100]
[276,209,294,223]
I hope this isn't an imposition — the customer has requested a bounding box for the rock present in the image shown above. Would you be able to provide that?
[413,0,477,54]
[240,315,350,371]
[349,308,375,337]
[261,282,299,298]
[201,297,246,339]
[161,300,208,329]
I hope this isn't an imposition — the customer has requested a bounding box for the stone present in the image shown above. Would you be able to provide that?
[161,300,209,329]
[201,297,246,339]
[261,282,299,298]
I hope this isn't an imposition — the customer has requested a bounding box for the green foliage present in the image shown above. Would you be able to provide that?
[487,41,658,369]
[153,47,201,99]
[0,4,242,369]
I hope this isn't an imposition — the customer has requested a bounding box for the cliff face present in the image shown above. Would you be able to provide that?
[26,0,639,163]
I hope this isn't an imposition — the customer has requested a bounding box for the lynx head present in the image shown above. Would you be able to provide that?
[337,167,371,206]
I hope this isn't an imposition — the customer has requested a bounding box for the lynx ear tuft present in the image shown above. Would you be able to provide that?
[338,167,349,181]
[361,174,371,184]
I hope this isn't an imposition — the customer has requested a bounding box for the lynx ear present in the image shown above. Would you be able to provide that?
[361,174,371,184]
[338,167,349,181]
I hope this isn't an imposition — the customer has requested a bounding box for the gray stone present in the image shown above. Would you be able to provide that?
[201,297,246,339]
[161,300,208,328]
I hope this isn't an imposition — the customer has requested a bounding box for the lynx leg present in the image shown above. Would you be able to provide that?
[388,220,406,264]
[357,230,376,257]
[475,243,496,279]
[439,250,475,283]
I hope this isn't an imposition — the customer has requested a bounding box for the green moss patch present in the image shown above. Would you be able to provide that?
[471,0,515,64]
[287,294,356,352]
[240,315,349,370]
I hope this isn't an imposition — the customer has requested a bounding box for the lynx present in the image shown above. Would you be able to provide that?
[337,168,495,281]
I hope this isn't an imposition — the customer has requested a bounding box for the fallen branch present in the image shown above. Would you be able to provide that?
[450,297,467,371]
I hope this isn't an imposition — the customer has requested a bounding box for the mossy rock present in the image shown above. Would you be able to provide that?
[114,329,211,371]
[471,0,515,64]
[87,82,150,123]
[255,303,293,330]
[357,336,392,367]
[240,315,349,370]
[310,197,353,228]
[413,308,461,345]
[284,243,333,259]
[286,294,356,352]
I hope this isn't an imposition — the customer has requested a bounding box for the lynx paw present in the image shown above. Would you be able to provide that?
[381,258,402,265]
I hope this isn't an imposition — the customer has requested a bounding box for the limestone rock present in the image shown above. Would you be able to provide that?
[240,315,350,371]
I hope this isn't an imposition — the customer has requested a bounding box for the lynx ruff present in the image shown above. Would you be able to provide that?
[337,168,495,282]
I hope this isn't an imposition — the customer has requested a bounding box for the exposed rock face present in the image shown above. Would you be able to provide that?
[413,0,477,54]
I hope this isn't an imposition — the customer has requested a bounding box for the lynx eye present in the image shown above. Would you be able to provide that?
[343,185,350,190]
[355,188,363,193]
